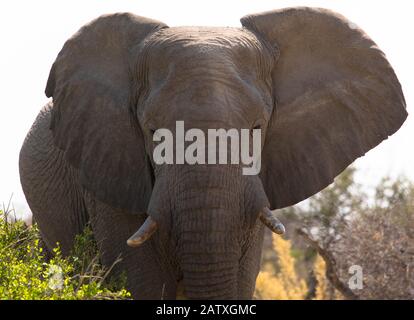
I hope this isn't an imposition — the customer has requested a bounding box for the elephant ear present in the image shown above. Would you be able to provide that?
[46,13,167,213]
[241,7,407,209]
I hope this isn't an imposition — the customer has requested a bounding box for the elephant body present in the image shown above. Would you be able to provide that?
[20,8,407,299]
[20,103,265,298]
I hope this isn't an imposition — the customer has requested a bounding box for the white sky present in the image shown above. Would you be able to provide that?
[0,0,413,216]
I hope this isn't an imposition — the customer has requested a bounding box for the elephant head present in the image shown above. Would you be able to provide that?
[45,8,407,299]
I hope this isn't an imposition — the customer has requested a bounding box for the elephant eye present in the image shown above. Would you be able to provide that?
[251,124,261,135]
[147,125,157,136]
[148,128,158,144]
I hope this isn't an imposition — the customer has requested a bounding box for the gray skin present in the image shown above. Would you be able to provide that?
[19,7,407,299]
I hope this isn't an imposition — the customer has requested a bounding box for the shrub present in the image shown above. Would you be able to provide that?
[254,234,308,299]
[0,208,131,300]
[255,233,342,300]
[273,168,414,299]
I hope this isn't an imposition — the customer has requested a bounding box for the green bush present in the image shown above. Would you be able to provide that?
[0,209,131,300]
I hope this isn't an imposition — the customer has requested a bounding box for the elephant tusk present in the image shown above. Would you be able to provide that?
[260,207,285,235]
[127,216,158,247]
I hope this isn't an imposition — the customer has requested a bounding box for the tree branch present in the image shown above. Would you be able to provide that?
[297,228,359,300]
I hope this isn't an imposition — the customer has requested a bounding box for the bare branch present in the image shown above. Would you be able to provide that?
[297,228,359,300]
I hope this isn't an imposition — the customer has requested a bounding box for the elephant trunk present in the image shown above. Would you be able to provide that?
[171,165,245,299]
[177,207,241,299]
[136,165,271,299]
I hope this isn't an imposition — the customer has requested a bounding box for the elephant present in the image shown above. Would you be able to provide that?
[19,7,407,299]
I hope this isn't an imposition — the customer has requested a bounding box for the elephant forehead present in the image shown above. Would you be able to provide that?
[136,26,275,124]
[145,26,268,61]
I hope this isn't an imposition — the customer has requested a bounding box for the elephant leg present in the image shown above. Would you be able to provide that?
[19,103,89,255]
[83,190,177,299]
[238,223,265,299]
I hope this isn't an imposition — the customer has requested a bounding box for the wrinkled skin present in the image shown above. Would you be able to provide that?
[19,7,407,299]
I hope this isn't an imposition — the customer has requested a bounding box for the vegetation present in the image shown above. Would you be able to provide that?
[255,234,340,300]
[0,207,130,300]
[255,235,308,300]
[257,167,414,300]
